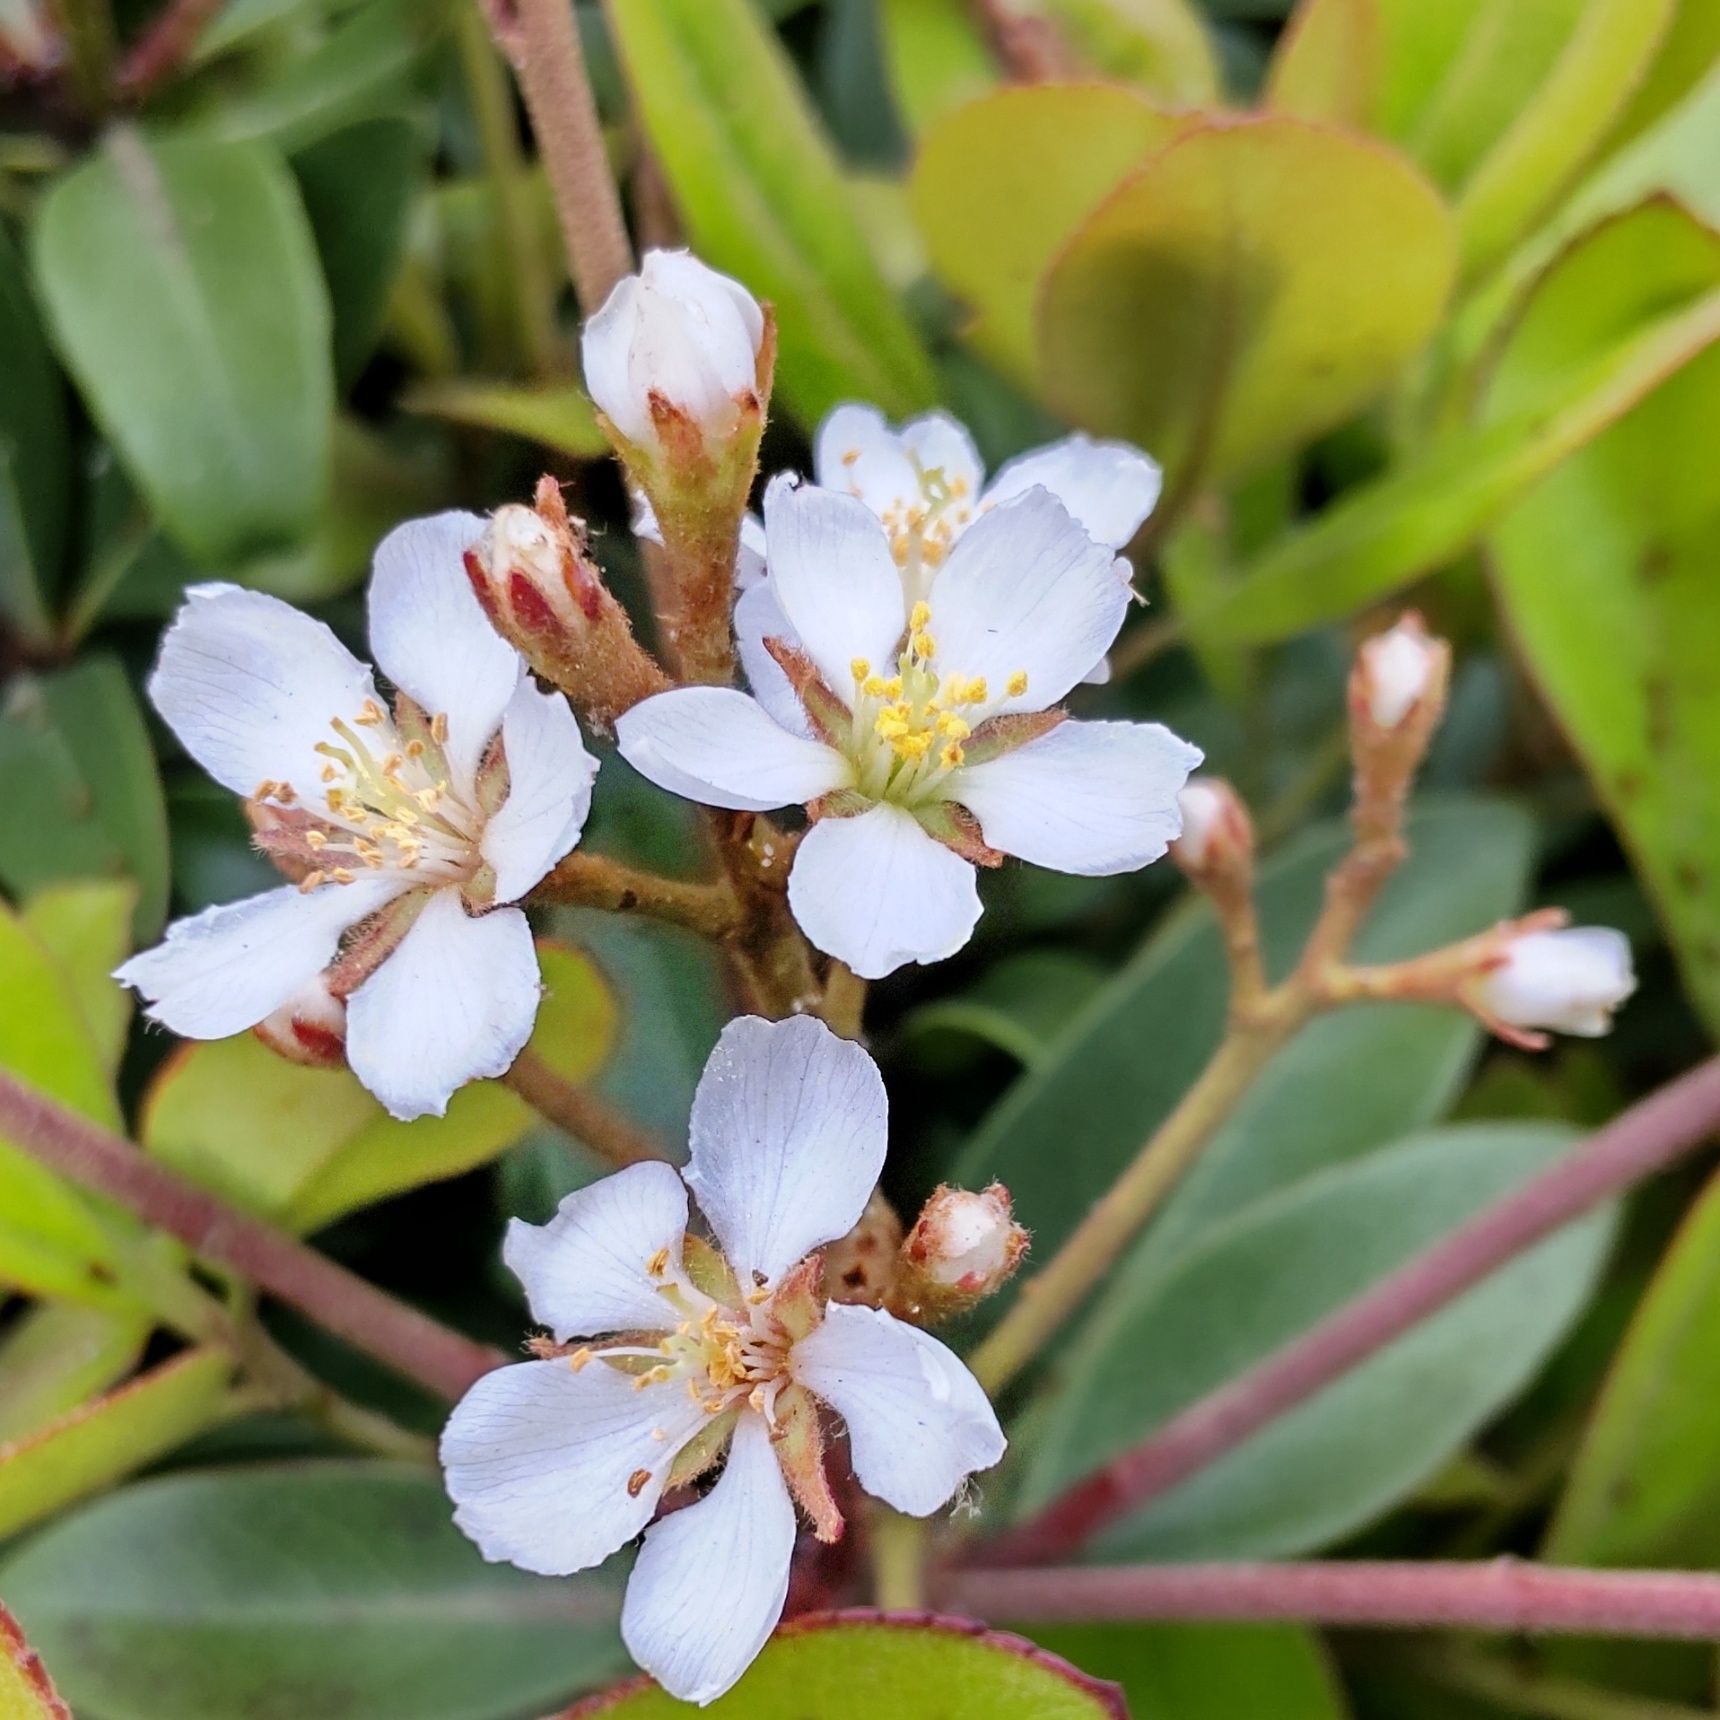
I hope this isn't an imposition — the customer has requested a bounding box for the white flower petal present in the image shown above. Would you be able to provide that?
[504,1162,690,1342]
[115,875,402,1040]
[617,688,849,813]
[926,489,1129,715]
[481,679,598,904]
[685,1015,887,1286]
[147,583,379,799]
[956,719,1202,876]
[368,511,523,789]
[786,804,981,980]
[345,893,540,1120]
[622,1412,795,1706]
[899,411,984,502]
[985,434,1162,549]
[792,1304,1005,1516]
[736,511,768,589]
[441,1358,707,1577]
[760,474,907,695]
[733,579,813,738]
[814,403,919,517]
[1478,926,1637,1037]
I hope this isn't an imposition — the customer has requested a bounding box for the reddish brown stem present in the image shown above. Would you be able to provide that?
[117,0,220,96]
[984,1055,1720,1566]
[0,1072,507,1402]
[946,1558,1720,1640]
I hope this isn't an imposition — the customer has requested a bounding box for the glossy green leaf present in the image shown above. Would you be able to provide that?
[292,116,424,385]
[568,1614,1124,1718]
[31,131,333,564]
[401,378,609,458]
[0,657,170,940]
[142,943,613,1231]
[952,799,1532,1288]
[20,881,137,1078]
[0,223,68,642]
[904,950,1108,1073]
[0,1305,151,1447]
[0,1463,629,1720]
[607,0,938,423]
[1548,1162,1720,1566]
[1029,1623,1348,1719]
[0,1350,233,1542]
[1486,201,1720,1031]
[0,1599,69,1719]
[1017,1126,1614,1559]
[911,85,1191,384]
[878,0,997,134]
[1038,117,1455,483]
[1608,0,1720,148]
[1192,260,1720,644]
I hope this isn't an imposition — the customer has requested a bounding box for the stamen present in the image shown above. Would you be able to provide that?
[1008,670,1029,698]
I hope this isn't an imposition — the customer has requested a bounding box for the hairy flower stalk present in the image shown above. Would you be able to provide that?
[442,1017,1004,1704]
[116,514,597,1120]
[617,473,1201,978]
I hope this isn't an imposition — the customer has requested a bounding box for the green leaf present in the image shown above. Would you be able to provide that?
[0,1599,70,1719]
[1027,1624,1348,1719]
[607,0,939,424]
[0,657,170,940]
[1548,1162,1720,1567]
[911,85,1191,385]
[571,1613,1124,1718]
[951,799,1532,1291]
[1486,200,1720,1031]
[877,0,997,134]
[20,881,137,1078]
[1038,116,1455,484]
[0,1350,233,1542]
[31,130,333,564]
[1040,0,1220,105]
[142,942,613,1231]
[0,1305,151,1447]
[0,1463,630,1720]
[1192,258,1720,644]
[1607,0,1720,148]
[0,223,69,642]
[903,950,1108,1072]
[1016,1125,1615,1559]
[292,116,424,385]
[400,377,609,458]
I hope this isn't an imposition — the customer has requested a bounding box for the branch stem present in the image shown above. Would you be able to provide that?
[944,1557,1720,1641]
[533,849,740,938]
[503,1053,669,1167]
[986,1055,1720,1565]
[0,1072,507,1403]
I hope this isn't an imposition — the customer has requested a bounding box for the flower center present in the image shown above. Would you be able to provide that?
[253,697,482,889]
[869,464,974,594]
[842,603,1027,808]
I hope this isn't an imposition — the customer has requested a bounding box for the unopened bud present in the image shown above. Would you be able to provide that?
[1473,926,1636,1044]
[253,975,346,1068]
[1354,613,1449,734]
[891,1184,1028,1323]
[822,1189,904,1309]
[581,249,765,456]
[464,479,668,732]
[1172,777,1252,874]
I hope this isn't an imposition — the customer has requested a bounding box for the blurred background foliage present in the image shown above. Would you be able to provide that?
[1,0,1719,1714]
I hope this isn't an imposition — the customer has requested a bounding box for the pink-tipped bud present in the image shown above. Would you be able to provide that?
[253,975,346,1069]
[1353,613,1450,736]
[1172,777,1252,875]
[892,1184,1028,1322]
[1474,926,1636,1044]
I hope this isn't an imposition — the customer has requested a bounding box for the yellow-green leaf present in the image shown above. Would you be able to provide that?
[1038,116,1455,484]
[878,0,997,135]
[911,85,1191,385]
[0,1599,69,1718]
[400,379,608,459]
[20,881,137,1079]
[0,1349,233,1542]
[1039,0,1219,106]
[0,1306,151,1447]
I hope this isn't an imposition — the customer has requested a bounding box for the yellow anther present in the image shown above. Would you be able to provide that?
[275,783,297,806]
[299,870,326,893]
[430,712,450,744]
[568,1347,594,1372]
[936,712,970,740]
[356,698,385,726]
[842,447,861,467]
[964,677,989,706]
[909,600,932,632]
[405,738,425,758]
[646,1246,671,1278]
[850,657,871,683]
[305,830,328,850]
[940,742,966,770]
[1007,670,1029,698]
[911,631,936,660]
[329,867,355,885]
[321,763,339,784]
[862,674,891,699]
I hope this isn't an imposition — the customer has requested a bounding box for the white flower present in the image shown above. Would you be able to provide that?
[1173,780,1228,868]
[735,405,1160,716]
[1474,926,1636,1040]
[441,1015,1005,1706]
[115,514,598,1121]
[904,1184,1025,1295]
[582,250,765,451]
[617,475,1201,979]
[1358,615,1440,729]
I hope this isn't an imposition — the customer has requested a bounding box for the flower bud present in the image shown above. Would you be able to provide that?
[581,249,765,455]
[1172,777,1252,874]
[1354,613,1447,733]
[821,1189,904,1309]
[891,1184,1028,1322]
[1473,926,1636,1042]
[253,975,347,1069]
[464,478,668,732]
